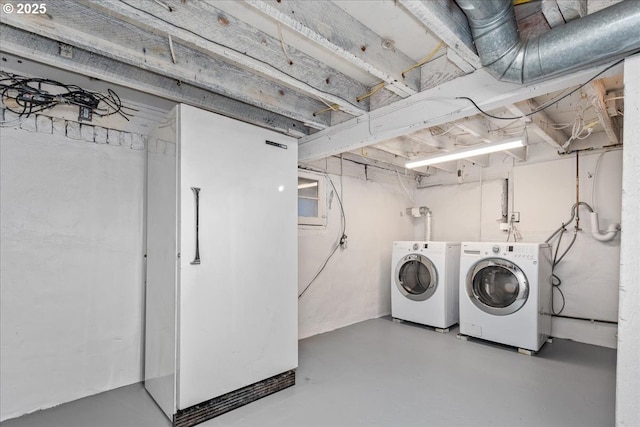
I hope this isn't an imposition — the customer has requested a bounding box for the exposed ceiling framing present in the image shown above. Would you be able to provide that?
[0,0,630,176]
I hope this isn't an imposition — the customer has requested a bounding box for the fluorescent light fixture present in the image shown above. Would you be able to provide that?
[297,182,318,189]
[405,138,526,169]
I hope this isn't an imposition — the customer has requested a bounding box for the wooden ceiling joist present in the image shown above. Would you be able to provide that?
[398,0,481,71]
[584,80,620,145]
[298,61,623,161]
[85,0,368,117]
[1,1,333,129]
[0,26,308,136]
[244,0,419,98]
[505,100,567,150]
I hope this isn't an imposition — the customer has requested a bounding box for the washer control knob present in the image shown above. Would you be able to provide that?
[412,243,419,250]
[492,245,500,254]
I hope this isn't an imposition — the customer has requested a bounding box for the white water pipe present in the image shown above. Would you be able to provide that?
[590,212,621,242]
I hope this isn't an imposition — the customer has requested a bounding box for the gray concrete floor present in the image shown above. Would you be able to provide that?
[2,317,616,427]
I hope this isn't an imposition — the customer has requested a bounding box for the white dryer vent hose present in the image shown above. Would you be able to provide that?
[590,212,621,242]
[406,206,432,241]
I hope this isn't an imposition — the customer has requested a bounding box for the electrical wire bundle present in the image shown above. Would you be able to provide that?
[0,72,134,124]
[544,201,595,315]
[298,173,347,300]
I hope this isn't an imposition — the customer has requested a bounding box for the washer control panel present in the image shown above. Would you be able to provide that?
[483,244,537,259]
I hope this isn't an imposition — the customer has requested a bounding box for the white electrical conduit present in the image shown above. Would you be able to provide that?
[590,212,621,242]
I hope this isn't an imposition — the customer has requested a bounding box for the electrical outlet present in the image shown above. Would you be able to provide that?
[78,106,93,122]
[511,212,520,223]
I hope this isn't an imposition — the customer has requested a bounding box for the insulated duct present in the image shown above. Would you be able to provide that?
[455,0,640,83]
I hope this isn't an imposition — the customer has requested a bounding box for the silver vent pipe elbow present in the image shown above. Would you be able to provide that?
[455,0,640,83]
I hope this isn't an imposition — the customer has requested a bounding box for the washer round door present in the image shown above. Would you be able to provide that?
[466,258,529,315]
[395,254,438,301]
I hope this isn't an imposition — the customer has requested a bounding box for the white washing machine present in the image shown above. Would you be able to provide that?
[391,241,460,329]
[459,242,553,352]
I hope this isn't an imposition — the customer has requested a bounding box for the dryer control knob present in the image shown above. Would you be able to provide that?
[492,245,500,254]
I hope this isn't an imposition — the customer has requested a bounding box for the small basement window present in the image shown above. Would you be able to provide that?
[298,170,326,226]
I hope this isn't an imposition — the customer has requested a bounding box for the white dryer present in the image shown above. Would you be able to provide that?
[459,242,552,352]
[391,241,460,329]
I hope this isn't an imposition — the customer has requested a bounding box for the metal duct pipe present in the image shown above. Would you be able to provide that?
[455,0,640,83]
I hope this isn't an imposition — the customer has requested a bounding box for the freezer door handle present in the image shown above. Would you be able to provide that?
[190,187,201,265]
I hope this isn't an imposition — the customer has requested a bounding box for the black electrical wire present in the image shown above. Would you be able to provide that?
[552,281,566,315]
[0,72,134,123]
[298,173,347,299]
[455,55,633,121]
[547,220,578,315]
[120,0,362,112]
[554,231,577,267]
[550,229,565,315]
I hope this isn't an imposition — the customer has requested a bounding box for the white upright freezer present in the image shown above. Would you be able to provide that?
[144,104,298,427]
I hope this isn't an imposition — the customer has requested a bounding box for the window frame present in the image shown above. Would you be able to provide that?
[298,170,326,227]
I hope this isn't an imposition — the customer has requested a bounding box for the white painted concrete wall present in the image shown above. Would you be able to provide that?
[0,117,146,421]
[616,54,640,427]
[513,153,621,348]
[415,150,622,348]
[298,159,414,339]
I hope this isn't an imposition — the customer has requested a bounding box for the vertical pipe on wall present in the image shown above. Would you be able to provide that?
[501,178,509,224]
[424,211,432,241]
[478,167,483,241]
[575,151,580,230]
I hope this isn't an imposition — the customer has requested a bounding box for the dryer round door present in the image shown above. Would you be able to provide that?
[395,254,438,301]
[466,258,529,315]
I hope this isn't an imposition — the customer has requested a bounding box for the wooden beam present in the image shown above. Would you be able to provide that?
[584,80,620,144]
[505,100,567,150]
[405,133,457,151]
[541,0,566,27]
[469,154,490,167]
[420,54,465,91]
[587,0,624,14]
[1,1,331,129]
[542,0,586,27]
[85,0,367,116]
[244,0,418,98]
[350,146,413,171]
[557,0,587,20]
[504,146,527,162]
[447,49,476,74]
[368,143,413,160]
[370,89,403,111]
[398,0,481,70]
[453,117,493,143]
[298,62,623,161]
[0,26,308,136]
[338,152,422,178]
[424,161,458,174]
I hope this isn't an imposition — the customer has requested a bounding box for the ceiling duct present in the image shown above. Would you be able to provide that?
[454,0,640,83]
